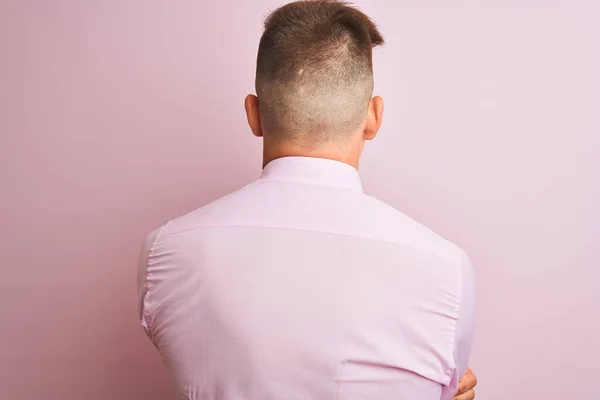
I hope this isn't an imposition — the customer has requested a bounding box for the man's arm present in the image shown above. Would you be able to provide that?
[454,251,476,376]
[137,224,169,338]
[442,251,476,399]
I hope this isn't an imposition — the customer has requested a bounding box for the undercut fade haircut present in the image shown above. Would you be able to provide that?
[255,0,384,144]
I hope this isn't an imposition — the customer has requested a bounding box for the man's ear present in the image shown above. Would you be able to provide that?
[363,96,384,141]
[245,94,263,138]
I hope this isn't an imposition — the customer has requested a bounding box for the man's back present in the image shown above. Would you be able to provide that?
[138,157,475,400]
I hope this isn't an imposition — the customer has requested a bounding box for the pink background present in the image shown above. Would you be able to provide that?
[1,1,599,399]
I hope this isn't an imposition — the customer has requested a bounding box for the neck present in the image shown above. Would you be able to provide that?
[262,139,362,170]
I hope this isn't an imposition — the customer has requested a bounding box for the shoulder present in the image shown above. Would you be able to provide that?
[359,194,467,269]
[361,194,476,318]
[154,182,262,239]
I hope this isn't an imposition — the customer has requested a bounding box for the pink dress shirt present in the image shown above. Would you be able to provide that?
[138,156,475,400]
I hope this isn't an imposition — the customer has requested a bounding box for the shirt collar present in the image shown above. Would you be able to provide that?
[260,156,363,193]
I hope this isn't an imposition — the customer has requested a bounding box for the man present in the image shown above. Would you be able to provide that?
[138,1,477,399]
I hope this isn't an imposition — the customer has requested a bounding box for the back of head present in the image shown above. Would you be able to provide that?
[256,0,384,145]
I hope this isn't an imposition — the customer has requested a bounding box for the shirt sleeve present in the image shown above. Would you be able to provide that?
[441,250,476,399]
[137,225,168,335]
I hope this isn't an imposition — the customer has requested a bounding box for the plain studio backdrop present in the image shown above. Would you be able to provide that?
[1,0,599,399]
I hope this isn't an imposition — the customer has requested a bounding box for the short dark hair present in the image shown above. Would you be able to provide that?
[255,0,384,144]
